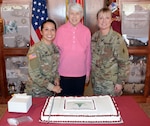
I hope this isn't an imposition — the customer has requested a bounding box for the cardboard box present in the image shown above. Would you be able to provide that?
[8,94,32,113]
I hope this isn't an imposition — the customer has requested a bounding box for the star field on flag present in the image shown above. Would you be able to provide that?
[30,0,48,46]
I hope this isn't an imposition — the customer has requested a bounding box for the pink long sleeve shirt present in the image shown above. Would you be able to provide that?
[54,21,91,77]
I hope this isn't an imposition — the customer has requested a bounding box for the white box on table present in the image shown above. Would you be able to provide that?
[8,94,32,113]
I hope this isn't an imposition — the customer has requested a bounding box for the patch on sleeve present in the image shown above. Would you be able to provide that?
[28,53,37,60]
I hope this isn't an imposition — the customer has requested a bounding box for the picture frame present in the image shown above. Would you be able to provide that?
[5,56,28,94]
[124,55,146,94]
[120,0,150,46]
[1,3,31,48]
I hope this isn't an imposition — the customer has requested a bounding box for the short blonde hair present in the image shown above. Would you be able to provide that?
[96,7,112,19]
[67,3,83,18]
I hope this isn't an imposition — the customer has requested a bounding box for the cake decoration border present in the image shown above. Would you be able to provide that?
[39,96,124,124]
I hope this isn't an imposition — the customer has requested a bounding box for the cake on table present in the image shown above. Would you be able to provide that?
[40,95,123,124]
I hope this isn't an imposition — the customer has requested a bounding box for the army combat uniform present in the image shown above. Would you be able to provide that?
[25,41,59,97]
[91,28,129,96]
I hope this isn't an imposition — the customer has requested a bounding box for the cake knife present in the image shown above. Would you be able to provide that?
[47,92,56,123]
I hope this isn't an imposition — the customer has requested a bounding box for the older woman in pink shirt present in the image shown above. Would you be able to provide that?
[54,3,91,96]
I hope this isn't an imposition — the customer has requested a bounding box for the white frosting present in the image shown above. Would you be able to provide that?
[40,95,123,124]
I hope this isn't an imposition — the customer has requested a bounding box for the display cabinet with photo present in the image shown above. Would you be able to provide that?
[121,1,150,46]
[1,3,31,48]
[123,55,146,94]
[5,56,28,94]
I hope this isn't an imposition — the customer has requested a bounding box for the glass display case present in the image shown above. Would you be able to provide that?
[5,56,28,94]
[121,1,150,46]
[119,0,150,98]
[124,55,146,94]
[1,3,31,48]
[0,0,31,102]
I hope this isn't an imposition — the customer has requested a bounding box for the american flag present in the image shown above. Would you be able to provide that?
[67,0,83,4]
[30,0,48,46]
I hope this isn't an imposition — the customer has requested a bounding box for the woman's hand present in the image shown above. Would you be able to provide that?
[54,78,60,86]
[52,85,62,94]
[85,76,90,84]
[114,84,123,96]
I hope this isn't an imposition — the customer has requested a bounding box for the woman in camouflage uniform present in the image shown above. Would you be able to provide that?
[91,8,129,96]
[25,19,62,97]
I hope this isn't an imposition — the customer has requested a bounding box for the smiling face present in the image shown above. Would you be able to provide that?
[41,22,56,45]
[68,9,82,26]
[97,9,112,34]
[97,12,112,30]
[67,3,83,27]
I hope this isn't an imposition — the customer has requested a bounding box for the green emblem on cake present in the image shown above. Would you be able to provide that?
[75,102,84,108]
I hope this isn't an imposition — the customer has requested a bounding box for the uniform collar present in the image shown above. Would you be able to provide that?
[99,27,114,44]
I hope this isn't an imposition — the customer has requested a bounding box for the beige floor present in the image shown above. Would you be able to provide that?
[139,103,150,118]
[84,82,94,96]
[0,104,7,120]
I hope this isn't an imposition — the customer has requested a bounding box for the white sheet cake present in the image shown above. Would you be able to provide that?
[40,95,123,124]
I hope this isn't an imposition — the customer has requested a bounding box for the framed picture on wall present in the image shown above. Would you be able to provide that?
[120,1,150,46]
[123,55,146,94]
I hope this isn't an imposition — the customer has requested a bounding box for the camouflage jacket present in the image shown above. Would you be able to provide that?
[25,41,59,96]
[91,28,129,85]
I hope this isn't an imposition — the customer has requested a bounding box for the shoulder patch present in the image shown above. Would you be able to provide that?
[28,53,37,60]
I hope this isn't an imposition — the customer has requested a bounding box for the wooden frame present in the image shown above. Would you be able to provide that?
[0,0,30,103]
[119,0,150,101]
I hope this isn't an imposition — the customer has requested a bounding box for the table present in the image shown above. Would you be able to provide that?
[0,96,150,126]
